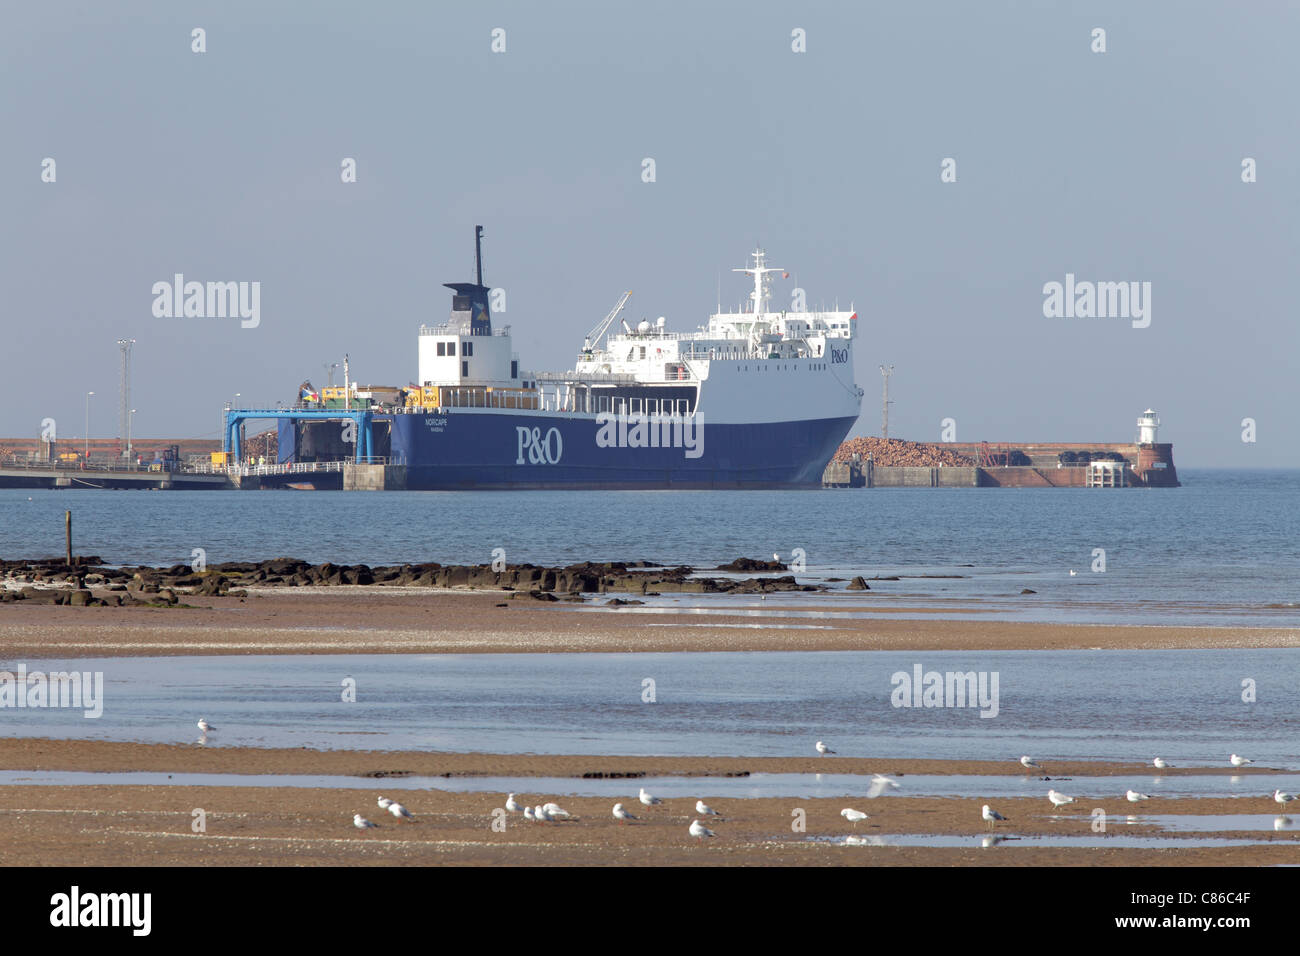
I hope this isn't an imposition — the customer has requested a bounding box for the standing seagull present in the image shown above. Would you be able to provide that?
[523,806,535,822]
[816,741,836,756]
[1273,789,1296,806]
[377,796,392,810]
[639,787,663,808]
[388,801,413,822]
[1230,754,1253,768]
[695,800,722,818]
[353,814,378,830]
[1019,756,1041,771]
[1126,790,1152,803]
[197,718,215,735]
[534,805,553,823]
[1153,757,1171,770]
[982,805,1008,829]
[841,808,869,828]
[689,819,716,842]
[612,803,638,824]
[1047,789,1076,809]
[543,802,572,819]
[505,793,520,813]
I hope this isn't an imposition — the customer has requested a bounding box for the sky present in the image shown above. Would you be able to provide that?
[3,0,1297,466]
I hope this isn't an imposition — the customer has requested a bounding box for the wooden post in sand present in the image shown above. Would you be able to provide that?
[65,510,72,566]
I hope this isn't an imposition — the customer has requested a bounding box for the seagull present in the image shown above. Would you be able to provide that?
[815,740,835,756]
[866,774,901,798]
[353,814,378,830]
[696,800,722,817]
[1019,756,1042,771]
[377,795,392,810]
[1068,569,1078,576]
[388,801,413,822]
[689,819,716,842]
[1230,754,1253,767]
[639,787,662,807]
[1047,789,1076,809]
[773,553,780,562]
[523,806,535,821]
[1273,789,1296,806]
[1126,790,1151,802]
[982,805,1008,829]
[534,805,553,823]
[841,808,869,827]
[197,718,215,734]
[1153,757,1170,769]
[542,802,571,819]
[613,803,638,824]
[505,793,520,813]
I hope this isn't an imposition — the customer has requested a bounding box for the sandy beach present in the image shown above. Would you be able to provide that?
[2,587,1296,866]
[0,740,1295,867]
[1,587,1296,658]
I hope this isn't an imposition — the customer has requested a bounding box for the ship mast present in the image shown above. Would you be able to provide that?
[475,224,484,287]
[733,247,784,316]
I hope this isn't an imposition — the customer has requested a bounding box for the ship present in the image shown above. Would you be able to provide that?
[277,227,863,489]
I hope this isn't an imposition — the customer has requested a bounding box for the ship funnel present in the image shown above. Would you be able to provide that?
[442,225,492,336]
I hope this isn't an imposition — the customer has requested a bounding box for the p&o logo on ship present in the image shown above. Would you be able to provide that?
[516,426,563,465]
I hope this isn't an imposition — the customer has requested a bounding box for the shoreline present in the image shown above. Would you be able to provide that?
[0,738,1290,778]
[0,589,1296,657]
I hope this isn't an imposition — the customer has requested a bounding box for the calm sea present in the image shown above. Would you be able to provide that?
[1,469,1297,626]
[0,650,1295,766]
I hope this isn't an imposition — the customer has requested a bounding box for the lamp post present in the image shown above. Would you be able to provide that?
[85,391,94,458]
[129,409,137,467]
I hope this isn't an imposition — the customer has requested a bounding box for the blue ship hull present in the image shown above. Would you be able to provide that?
[386,412,856,489]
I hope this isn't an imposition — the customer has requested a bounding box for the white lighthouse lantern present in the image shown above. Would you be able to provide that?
[1137,409,1160,445]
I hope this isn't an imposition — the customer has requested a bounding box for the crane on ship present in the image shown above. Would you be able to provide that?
[582,290,633,354]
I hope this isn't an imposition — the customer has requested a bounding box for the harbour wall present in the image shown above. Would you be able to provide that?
[824,442,1178,488]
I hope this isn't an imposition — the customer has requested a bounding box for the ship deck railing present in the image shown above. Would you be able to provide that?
[392,391,696,417]
[534,371,638,383]
[418,323,512,337]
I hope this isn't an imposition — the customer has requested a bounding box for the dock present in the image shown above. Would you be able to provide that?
[0,460,230,490]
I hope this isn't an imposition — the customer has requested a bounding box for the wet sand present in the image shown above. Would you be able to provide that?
[0,587,1295,657]
[0,738,1290,779]
[0,741,1295,866]
[2,589,1295,866]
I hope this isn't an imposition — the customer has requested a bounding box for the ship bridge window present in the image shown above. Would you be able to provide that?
[463,341,473,357]
[449,341,457,356]
[461,360,469,377]
[511,360,518,378]
[436,342,445,356]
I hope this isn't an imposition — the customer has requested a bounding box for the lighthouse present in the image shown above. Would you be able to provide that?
[1136,409,1160,445]
[1133,408,1180,487]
